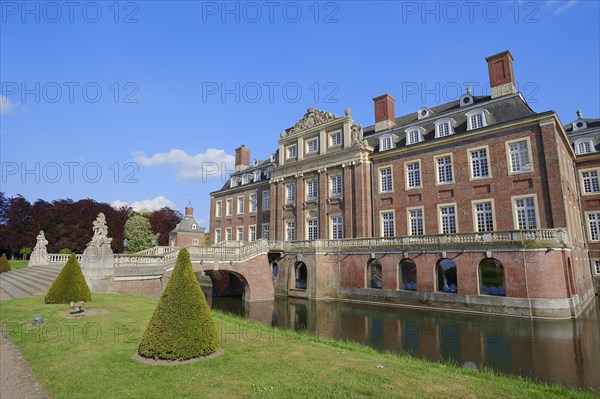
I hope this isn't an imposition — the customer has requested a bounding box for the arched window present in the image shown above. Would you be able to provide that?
[368,259,382,289]
[437,258,458,293]
[272,262,279,278]
[400,258,417,291]
[479,258,505,296]
[295,262,307,290]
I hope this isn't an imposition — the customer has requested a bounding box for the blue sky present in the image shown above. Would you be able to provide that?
[1,0,599,227]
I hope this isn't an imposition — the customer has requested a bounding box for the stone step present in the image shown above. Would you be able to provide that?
[17,266,62,281]
[4,271,55,292]
[0,275,40,298]
[0,265,63,299]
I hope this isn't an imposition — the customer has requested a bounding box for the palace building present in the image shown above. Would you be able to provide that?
[209,50,598,317]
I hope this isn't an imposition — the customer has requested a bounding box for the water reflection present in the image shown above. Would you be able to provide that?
[202,286,599,393]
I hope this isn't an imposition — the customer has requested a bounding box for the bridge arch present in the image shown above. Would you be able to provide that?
[203,269,249,300]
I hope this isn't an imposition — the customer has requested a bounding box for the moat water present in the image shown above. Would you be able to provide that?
[201,286,599,393]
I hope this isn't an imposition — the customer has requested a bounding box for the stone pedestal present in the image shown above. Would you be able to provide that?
[81,244,116,293]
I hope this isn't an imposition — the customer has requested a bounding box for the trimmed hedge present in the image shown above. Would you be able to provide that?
[0,254,11,273]
[138,249,220,360]
[44,254,91,304]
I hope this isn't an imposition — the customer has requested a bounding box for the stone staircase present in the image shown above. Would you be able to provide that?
[0,265,63,299]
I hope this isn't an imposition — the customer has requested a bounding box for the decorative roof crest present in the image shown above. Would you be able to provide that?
[286,108,339,135]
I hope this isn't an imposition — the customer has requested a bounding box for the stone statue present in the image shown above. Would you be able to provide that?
[351,124,363,146]
[88,213,112,247]
[34,230,48,253]
[30,230,49,266]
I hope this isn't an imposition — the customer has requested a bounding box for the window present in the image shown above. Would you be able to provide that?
[408,208,424,236]
[595,260,600,275]
[249,193,257,212]
[507,138,532,174]
[330,175,342,197]
[237,227,243,241]
[263,191,271,210]
[435,118,454,138]
[306,179,318,200]
[576,141,592,155]
[286,221,296,241]
[287,144,297,159]
[192,239,199,245]
[437,259,458,293]
[582,170,600,194]
[226,199,233,216]
[587,213,600,241]
[191,224,197,230]
[380,167,393,193]
[480,258,505,296]
[215,228,221,243]
[368,259,382,289]
[469,148,490,179]
[249,226,256,241]
[514,196,537,229]
[435,155,454,184]
[253,169,261,182]
[466,109,487,130]
[262,224,270,240]
[295,262,307,289]
[331,216,343,239]
[381,211,395,237]
[405,161,421,189]
[225,228,232,241]
[474,201,494,232]
[241,174,249,184]
[286,184,296,204]
[406,128,423,145]
[237,196,244,214]
[330,131,342,146]
[307,218,318,240]
[306,138,318,153]
[439,205,457,234]
[400,259,417,291]
[215,200,222,217]
[230,177,239,187]
[380,136,393,151]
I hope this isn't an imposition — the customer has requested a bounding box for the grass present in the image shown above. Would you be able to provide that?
[0,294,595,399]
[8,260,28,270]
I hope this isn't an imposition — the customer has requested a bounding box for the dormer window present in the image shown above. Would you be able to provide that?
[264,168,271,179]
[379,134,396,151]
[241,174,250,185]
[192,224,197,230]
[573,120,587,131]
[435,118,455,138]
[459,92,474,107]
[405,127,424,145]
[417,107,432,120]
[286,144,297,159]
[574,138,596,155]
[253,169,261,181]
[230,177,239,187]
[465,109,489,130]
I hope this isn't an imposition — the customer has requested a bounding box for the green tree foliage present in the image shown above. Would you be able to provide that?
[20,247,32,260]
[44,254,91,304]
[124,214,159,253]
[0,253,11,273]
[59,248,73,254]
[138,249,220,360]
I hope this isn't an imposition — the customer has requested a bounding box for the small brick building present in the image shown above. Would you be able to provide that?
[168,203,206,247]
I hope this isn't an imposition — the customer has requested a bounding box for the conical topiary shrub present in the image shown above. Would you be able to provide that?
[138,248,220,360]
[0,254,11,273]
[45,253,91,304]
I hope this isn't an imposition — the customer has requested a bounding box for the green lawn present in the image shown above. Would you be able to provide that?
[8,260,28,270]
[0,294,594,399]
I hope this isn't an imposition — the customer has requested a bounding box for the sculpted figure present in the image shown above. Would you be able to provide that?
[88,213,112,247]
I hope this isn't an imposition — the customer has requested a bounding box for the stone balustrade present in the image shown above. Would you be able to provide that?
[47,253,83,263]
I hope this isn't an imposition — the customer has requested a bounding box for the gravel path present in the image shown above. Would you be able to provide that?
[0,325,47,399]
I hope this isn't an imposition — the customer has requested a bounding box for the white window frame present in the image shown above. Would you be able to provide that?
[249,193,257,213]
[262,223,270,240]
[379,166,393,193]
[286,144,297,159]
[434,118,455,138]
[381,210,396,237]
[512,194,540,230]
[468,145,492,180]
[586,212,600,241]
[581,168,600,195]
[226,198,233,216]
[237,196,244,214]
[306,178,318,201]
[465,108,489,130]
[405,127,424,145]
[215,228,221,243]
[505,137,534,175]
[329,130,342,147]
[574,138,595,155]
[192,239,199,245]
[286,220,296,241]
[404,160,422,190]
[472,199,496,232]
[306,218,319,240]
[215,200,222,217]
[594,259,600,275]
[306,138,319,154]
[225,227,232,241]
[407,207,424,236]
[237,226,244,241]
[253,169,261,182]
[379,134,395,151]
[434,153,454,185]
[249,225,257,242]
[438,203,458,234]
[286,183,296,204]
[262,190,271,210]
[330,215,343,239]
[330,174,343,197]
[192,224,197,230]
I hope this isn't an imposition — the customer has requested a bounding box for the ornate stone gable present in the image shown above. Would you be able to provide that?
[285,108,339,136]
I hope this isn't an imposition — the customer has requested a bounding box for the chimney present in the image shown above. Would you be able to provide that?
[486,50,516,99]
[185,200,193,216]
[235,145,250,172]
[373,94,396,132]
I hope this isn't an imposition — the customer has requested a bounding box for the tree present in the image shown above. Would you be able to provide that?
[0,253,11,273]
[147,208,182,246]
[59,248,73,254]
[138,249,220,360]
[45,253,91,304]
[124,214,158,253]
[20,247,32,260]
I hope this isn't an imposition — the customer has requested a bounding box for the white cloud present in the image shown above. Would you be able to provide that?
[0,95,14,115]
[131,148,235,182]
[111,196,176,212]
[550,0,579,15]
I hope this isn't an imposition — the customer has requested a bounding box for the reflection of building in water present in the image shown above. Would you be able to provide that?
[209,50,597,319]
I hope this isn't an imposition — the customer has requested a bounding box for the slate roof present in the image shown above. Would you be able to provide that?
[170,215,205,234]
[564,118,600,152]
